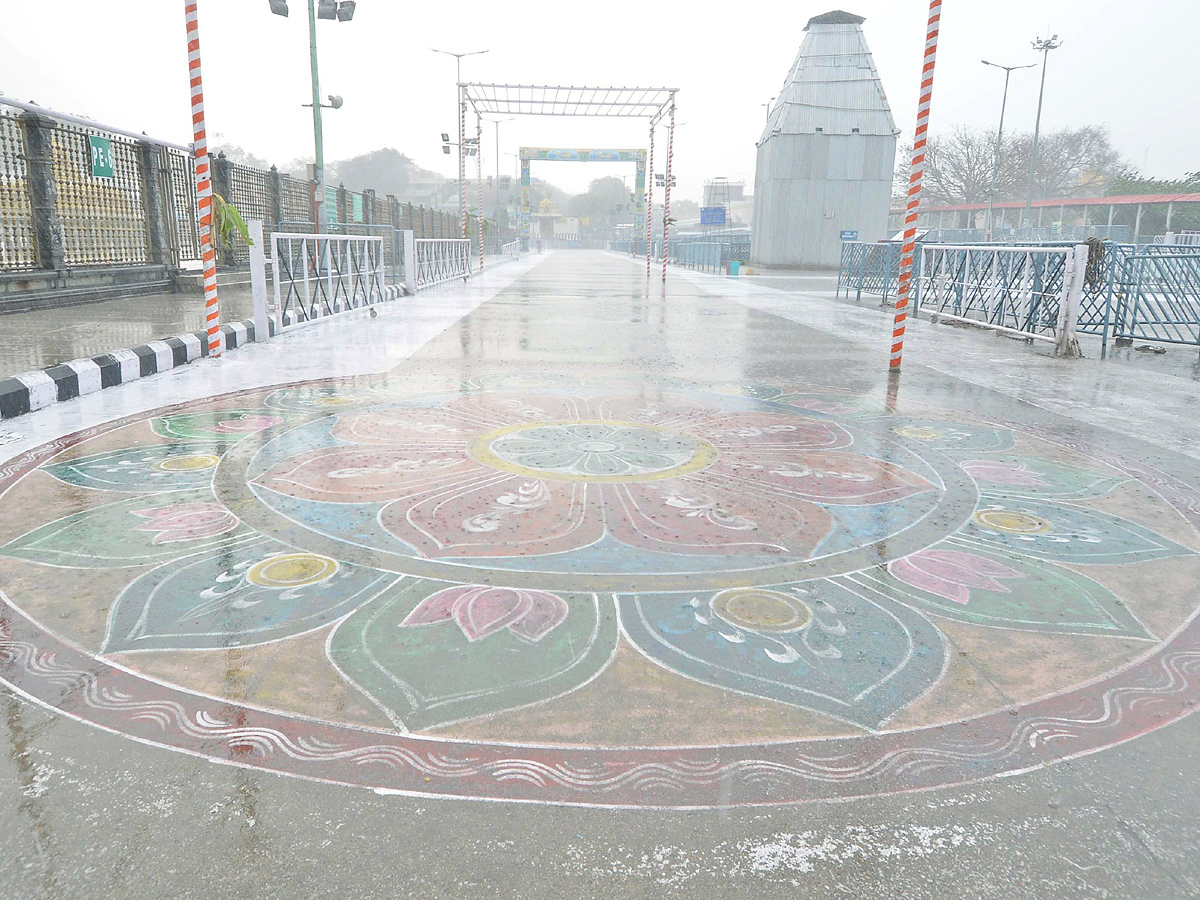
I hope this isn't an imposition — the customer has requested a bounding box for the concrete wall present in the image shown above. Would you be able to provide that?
[752,132,894,268]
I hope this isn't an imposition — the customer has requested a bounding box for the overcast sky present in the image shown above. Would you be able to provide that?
[2,1,1197,202]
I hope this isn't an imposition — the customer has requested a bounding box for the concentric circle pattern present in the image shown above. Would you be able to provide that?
[1,372,1198,808]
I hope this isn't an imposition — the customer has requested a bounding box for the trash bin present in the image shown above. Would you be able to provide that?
[728,260,741,276]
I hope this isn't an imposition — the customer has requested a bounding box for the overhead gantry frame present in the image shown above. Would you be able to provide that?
[459,84,678,279]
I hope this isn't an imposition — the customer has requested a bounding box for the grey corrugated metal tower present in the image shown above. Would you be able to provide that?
[751,11,897,267]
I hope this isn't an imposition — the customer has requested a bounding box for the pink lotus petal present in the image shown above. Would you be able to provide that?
[401,585,470,626]
[888,548,1022,605]
[131,502,238,544]
[961,461,1050,487]
[507,591,569,642]
[453,587,532,642]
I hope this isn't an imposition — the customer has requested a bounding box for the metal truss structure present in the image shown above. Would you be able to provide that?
[458,83,679,279]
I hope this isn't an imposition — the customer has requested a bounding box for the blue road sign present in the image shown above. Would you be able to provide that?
[840,230,859,241]
[701,207,726,226]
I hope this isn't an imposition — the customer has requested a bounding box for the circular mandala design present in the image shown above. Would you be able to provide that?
[1,374,1198,810]
[470,420,716,482]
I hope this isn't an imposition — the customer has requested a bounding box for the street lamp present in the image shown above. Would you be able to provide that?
[981,59,1035,240]
[484,117,514,250]
[1022,35,1063,228]
[269,0,356,232]
[430,48,489,238]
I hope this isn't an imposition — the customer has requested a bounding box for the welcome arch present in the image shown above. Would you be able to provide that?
[519,147,646,249]
[459,83,678,278]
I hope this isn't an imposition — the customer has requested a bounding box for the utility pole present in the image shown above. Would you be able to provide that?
[981,60,1034,240]
[1022,35,1062,228]
[490,117,514,251]
[307,0,325,231]
[430,48,489,238]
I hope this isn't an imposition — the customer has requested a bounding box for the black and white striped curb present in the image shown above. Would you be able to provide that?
[0,319,268,421]
[0,284,406,421]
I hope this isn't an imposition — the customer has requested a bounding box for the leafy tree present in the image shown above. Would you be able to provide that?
[1106,169,1200,234]
[895,125,1127,205]
[212,143,272,170]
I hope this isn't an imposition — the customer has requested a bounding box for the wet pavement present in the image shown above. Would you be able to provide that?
[1,250,1198,897]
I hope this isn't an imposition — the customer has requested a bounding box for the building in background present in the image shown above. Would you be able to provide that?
[751,11,897,267]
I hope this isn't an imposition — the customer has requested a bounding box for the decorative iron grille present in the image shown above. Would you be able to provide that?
[280,173,313,224]
[0,111,37,270]
[166,148,201,263]
[228,162,273,261]
[49,121,150,266]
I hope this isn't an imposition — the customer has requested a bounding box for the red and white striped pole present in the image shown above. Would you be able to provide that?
[476,113,484,272]
[661,96,675,282]
[183,0,222,357]
[890,0,942,371]
[459,86,468,240]
[646,130,655,275]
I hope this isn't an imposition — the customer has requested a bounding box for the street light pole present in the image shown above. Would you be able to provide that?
[1022,35,1062,227]
[488,117,514,252]
[981,60,1034,240]
[307,0,326,231]
[431,48,489,239]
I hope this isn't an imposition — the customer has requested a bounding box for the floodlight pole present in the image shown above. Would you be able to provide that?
[307,0,327,231]
[1022,36,1062,228]
[982,60,1034,240]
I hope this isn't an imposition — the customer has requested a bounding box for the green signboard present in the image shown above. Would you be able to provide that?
[352,192,363,223]
[89,135,115,178]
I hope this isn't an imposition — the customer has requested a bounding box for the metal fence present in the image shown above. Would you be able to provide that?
[502,240,520,260]
[0,101,486,282]
[915,244,1083,346]
[269,233,385,328]
[414,239,472,288]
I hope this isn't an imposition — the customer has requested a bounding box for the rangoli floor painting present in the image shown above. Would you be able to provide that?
[2,368,1199,808]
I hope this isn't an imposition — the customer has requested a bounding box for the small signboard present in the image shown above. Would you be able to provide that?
[840,229,859,241]
[700,206,727,226]
[89,135,115,178]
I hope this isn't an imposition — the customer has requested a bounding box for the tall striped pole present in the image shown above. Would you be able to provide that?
[184,0,222,357]
[459,86,468,239]
[661,96,675,282]
[476,113,484,272]
[889,0,942,371]
[646,126,654,277]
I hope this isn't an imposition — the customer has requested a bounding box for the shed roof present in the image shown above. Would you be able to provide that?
[806,11,866,28]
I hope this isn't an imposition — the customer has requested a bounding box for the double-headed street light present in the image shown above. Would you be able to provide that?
[269,0,356,232]
[981,60,1035,240]
[485,117,515,250]
[431,48,489,238]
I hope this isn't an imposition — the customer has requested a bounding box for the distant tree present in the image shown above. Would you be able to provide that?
[212,143,272,170]
[331,148,414,195]
[894,125,1127,205]
[1106,169,1200,234]
[671,198,700,220]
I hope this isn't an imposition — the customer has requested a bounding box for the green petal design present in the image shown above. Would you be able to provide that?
[858,544,1152,639]
[42,443,228,492]
[328,579,618,732]
[0,490,250,568]
[957,455,1127,500]
[618,579,946,730]
[102,537,398,653]
[151,409,290,442]
[964,498,1194,565]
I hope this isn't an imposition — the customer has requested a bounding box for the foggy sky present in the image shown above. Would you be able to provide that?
[2,0,1196,202]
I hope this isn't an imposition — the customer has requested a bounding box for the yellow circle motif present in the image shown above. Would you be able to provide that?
[973,509,1053,534]
[157,454,220,471]
[247,553,338,588]
[315,396,360,407]
[893,426,944,441]
[712,588,811,633]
